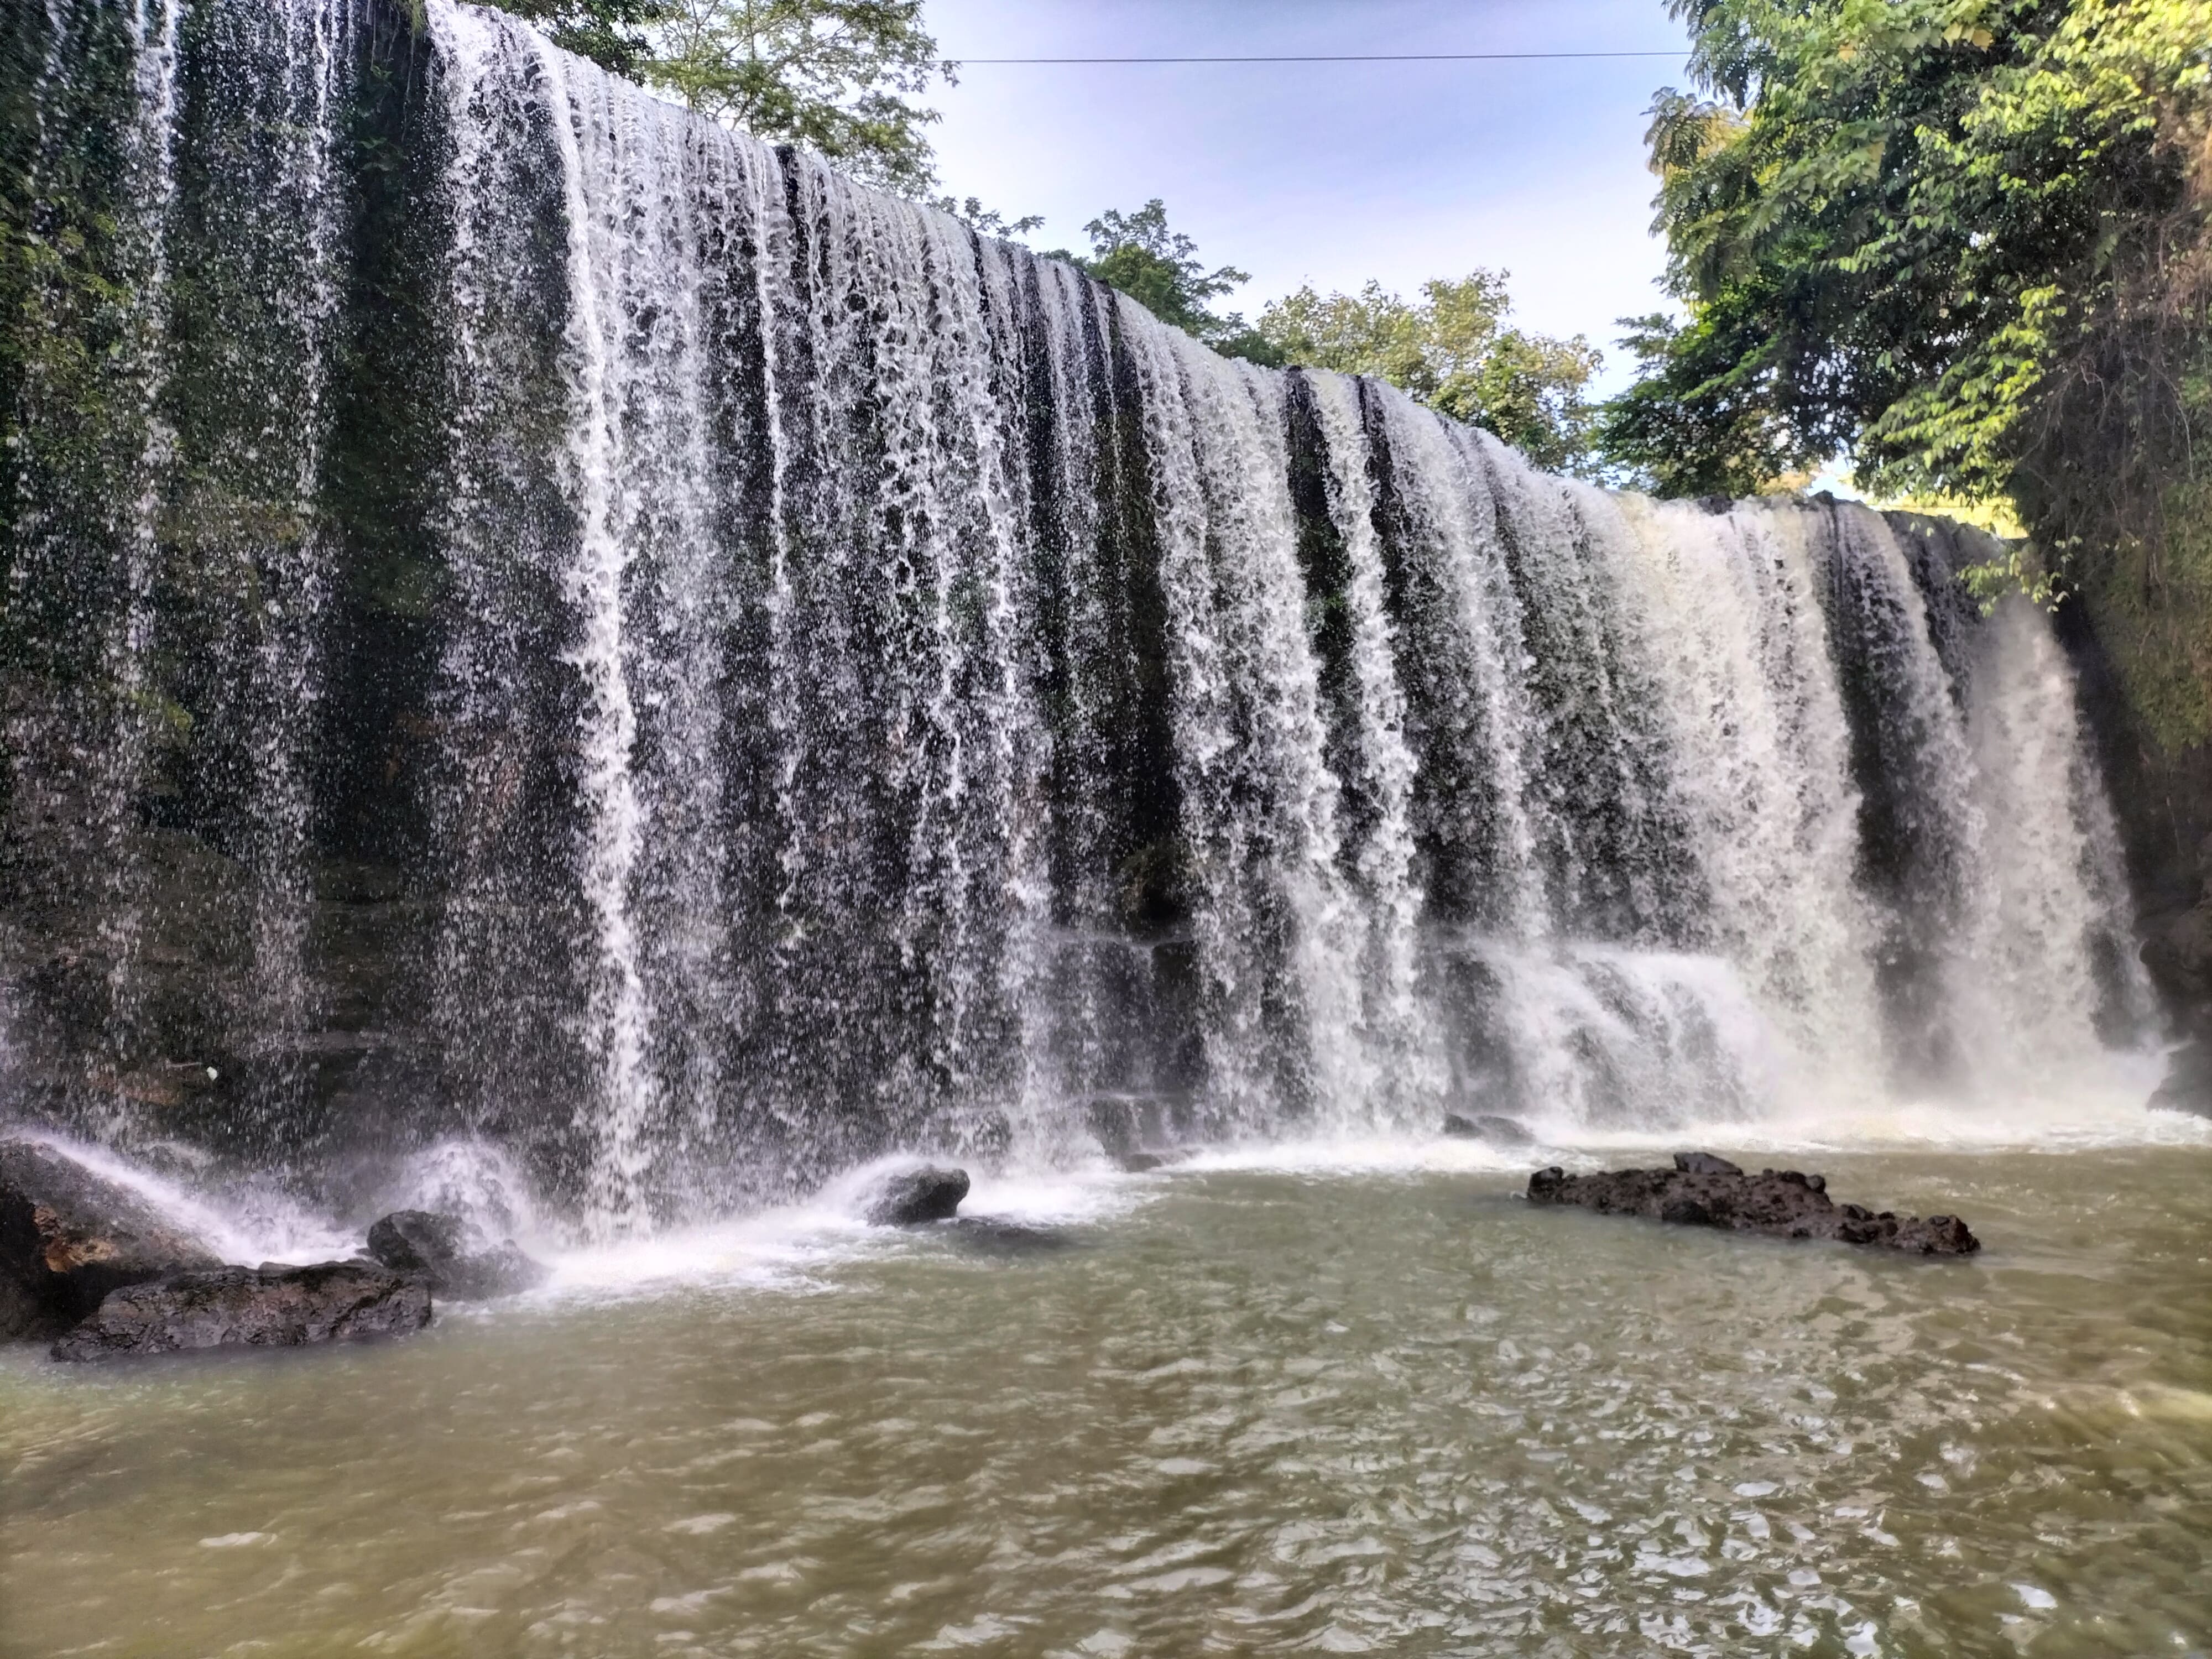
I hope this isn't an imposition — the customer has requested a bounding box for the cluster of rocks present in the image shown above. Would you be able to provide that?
[1526,1151,1981,1255]
[2,1137,547,1363]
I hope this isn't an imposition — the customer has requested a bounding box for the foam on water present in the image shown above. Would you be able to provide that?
[536,1156,1154,1301]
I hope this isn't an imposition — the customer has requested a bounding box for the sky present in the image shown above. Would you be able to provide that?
[922,0,1697,395]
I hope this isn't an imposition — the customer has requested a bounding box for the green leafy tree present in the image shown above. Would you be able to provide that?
[487,0,669,78]
[468,0,952,195]
[1603,0,2212,744]
[926,196,1044,240]
[1256,273,1605,475]
[1048,200,1270,353]
[1602,0,2210,505]
[645,0,951,194]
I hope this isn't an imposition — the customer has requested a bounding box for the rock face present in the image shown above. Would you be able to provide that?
[862,1166,969,1227]
[1526,1154,1979,1255]
[363,1209,549,1300]
[49,1260,432,1361]
[2141,845,2212,1117]
[1,1138,223,1340]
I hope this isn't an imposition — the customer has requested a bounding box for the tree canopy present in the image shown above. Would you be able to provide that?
[1254,274,1604,476]
[1045,200,1263,351]
[486,0,668,80]
[476,0,953,196]
[646,0,948,194]
[1049,205,1603,474]
[1604,0,2211,504]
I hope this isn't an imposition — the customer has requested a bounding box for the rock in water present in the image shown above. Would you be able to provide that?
[1443,1114,1533,1146]
[1527,1159,1978,1255]
[862,1166,969,1227]
[2,1139,223,1340]
[364,1209,548,1300]
[950,1217,1074,1254]
[49,1261,431,1361]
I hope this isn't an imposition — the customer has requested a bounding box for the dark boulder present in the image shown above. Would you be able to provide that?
[50,1260,431,1362]
[2,1138,222,1340]
[1527,1157,1978,1255]
[1444,1114,1533,1146]
[364,1209,549,1300]
[862,1166,969,1227]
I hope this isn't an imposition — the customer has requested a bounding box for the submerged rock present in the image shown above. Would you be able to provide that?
[1527,1156,1978,1255]
[2,1138,223,1340]
[950,1216,1074,1254]
[862,1166,969,1227]
[364,1209,548,1300]
[1443,1113,1533,1146]
[49,1260,431,1362]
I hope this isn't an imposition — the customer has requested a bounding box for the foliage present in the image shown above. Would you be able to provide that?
[1255,272,1605,476]
[643,0,950,194]
[1046,200,1269,353]
[1604,0,2211,504]
[481,0,669,79]
[462,0,953,195]
[926,196,1043,240]
[1605,0,2212,747]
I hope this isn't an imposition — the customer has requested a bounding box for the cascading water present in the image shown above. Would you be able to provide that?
[0,0,2159,1232]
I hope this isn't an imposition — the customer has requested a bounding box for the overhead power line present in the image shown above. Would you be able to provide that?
[954,51,1684,65]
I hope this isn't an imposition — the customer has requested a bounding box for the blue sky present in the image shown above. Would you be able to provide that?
[924,0,1695,394]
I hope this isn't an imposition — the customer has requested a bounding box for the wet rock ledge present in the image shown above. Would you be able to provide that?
[1527,1152,1980,1255]
[50,1261,430,1361]
[6,1135,550,1361]
[2,1138,222,1340]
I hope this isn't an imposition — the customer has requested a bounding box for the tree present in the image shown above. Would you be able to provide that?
[645,0,951,195]
[1602,0,2212,749]
[1047,200,1271,354]
[1605,0,2210,504]
[926,196,1044,241]
[471,0,953,196]
[488,0,668,79]
[1255,273,1605,475]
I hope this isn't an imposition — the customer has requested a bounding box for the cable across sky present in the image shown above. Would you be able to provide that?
[953,51,1686,65]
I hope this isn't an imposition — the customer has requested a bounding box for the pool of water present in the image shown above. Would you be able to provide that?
[4,1136,2211,1657]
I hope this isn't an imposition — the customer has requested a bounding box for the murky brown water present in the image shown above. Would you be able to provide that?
[4,1146,2210,1658]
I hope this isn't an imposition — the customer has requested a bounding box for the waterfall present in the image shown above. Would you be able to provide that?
[0,0,2158,1228]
